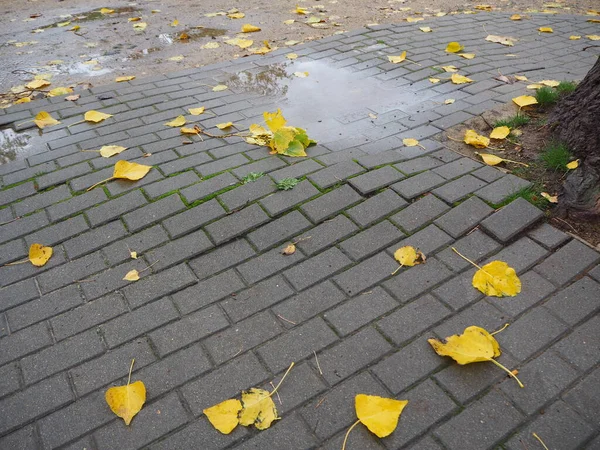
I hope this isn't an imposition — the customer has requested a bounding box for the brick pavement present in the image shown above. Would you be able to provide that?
[1,12,600,450]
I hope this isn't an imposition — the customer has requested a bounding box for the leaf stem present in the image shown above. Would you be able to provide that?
[533,432,549,450]
[86,176,114,191]
[391,263,404,275]
[3,258,29,266]
[488,358,524,388]
[67,119,85,128]
[127,358,135,386]
[451,247,495,278]
[268,362,295,398]
[490,323,510,336]
[342,419,362,450]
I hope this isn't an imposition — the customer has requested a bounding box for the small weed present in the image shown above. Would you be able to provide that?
[535,86,559,107]
[431,66,445,74]
[276,177,299,190]
[492,186,549,210]
[376,39,386,44]
[494,113,530,129]
[540,141,572,170]
[556,81,577,96]
[242,172,265,184]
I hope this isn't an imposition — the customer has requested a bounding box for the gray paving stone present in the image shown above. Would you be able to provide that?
[535,239,600,286]
[295,214,358,255]
[484,236,549,274]
[37,163,91,190]
[148,417,247,450]
[436,390,524,450]
[235,413,318,450]
[347,166,405,195]
[247,210,312,251]
[391,171,447,200]
[389,194,450,233]
[86,189,148,227]
[390,223,454,257]
[432,174,487,203]
[346,189,407,227]
[144,228,213,271]
[269,159,324,182]
[12,185,71,217]
[471,165,506,183]
[143,171,200,199]
[435,229,500,272]
[196,153,249,176]
[123,194,186,232]
[218,176,277,211]
[504,400,595,450]
[259,180,320,216]
[301,185,363,223]
[0,363,21,399]
[384,258,454,303]
[205,203,269,244]
[180,172,238,203]
[231,156,288,178]
[527,222,570,250]
[554,315,600,372]
[340,220,404,261]
[481,197,544,242]
[46,188,107,223]
[188,238,255,281]
[162,198,226,239]
[37,251,106,294]
[475,174,532,205]
[285,247,353,291]
[394,155,444,175]
[434,196,494,238]
[0,211,49,246]
[563,365,600,427]
[0,322,52,366]
[543,276,600,326]
[589,264,600,283]
[355,150,406,169]
[237,246,305,284]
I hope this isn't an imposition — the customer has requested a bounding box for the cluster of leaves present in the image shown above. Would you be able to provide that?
[246,109,316,157]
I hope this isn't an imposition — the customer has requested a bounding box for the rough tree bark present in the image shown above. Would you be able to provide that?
[548,56,600,221]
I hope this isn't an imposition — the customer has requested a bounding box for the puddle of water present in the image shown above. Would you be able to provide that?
[43,6,141,27]
[159,28,226,45]
[0,128,32,164]
[128,47,161,60]
[60,61,112,77]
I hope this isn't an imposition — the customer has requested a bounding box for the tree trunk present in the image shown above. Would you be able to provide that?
[549,56,600,221]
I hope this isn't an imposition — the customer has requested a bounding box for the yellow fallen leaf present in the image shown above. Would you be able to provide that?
[458,53,475,59]
[34,111,61,129]
[282,244,296,255]
[26,79,50,90]
[474,260,521,296]
[264,109,287,132]
[179,32,189,40]
[527,84,544,90]
[512,95,538,108]
[85,110,112,123]
[445,42,464,53]
[123,269,140,281]
[541,192,558,203]
[181,127,200,135]
[444,99,455,105]
[368,113,377,119]
[133,22,147,31]
[15,97,31,104]
[540,79,559,87]
[451,73,473,84]
[570,35,581,40]
[485,35,515,46]
[242,24,261,32]
[388,51,407,64]
[47,87,73,97]
[171,19,179,26]
[203,399,243,434]
[100,8,115,14]
[69,25,80,32]
[428,325,523,387]
[32,29,44,33]
[539,27,553,32]
[165,115,186,127]
[227,12,245,19]
[441,65,458,73]
[202,42,220,49]
[294,5,308,14]
[128,17,142,22]
[490,126,510,139]
[129,250,138,259]
[586,35,600,40]
[217,122,233,129]
[403,138,420,147]
[566,159,579,169]
[510,14,522,20]
[587,19,600,23]
[116,76,136,82]
[29,243,53,266]
[83,60,99,66]
[285,40,301,46]
[283,19,295,24]
[478,153,505,166]
[343,394,407,448]
[428,77,441,84]
[419,26,432,32]
[286,53,298,59]
[475,4,493,10]
[464,130,490,148]
[57,21,71,27]
[514,75,528,81]
[87,160,153,191]
[188,107,205,115]
[406,17,424,22]
[294,71,309,78]
[239,388,278,430]
[212,84,228,92]
[99,145,128,158]
[105,360,146,424]
[168,55,185,61]
[394,246,425,267]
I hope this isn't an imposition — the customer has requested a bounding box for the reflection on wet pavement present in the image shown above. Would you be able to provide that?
[0,128,32,164]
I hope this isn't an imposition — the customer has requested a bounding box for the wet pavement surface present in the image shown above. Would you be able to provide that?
[1,12,600,450]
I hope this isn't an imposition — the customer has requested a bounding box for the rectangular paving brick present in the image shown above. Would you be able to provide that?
[247,210,312,251]
[432,174,487,203]
[346,188,407,227]
[432,157,482,180]
[481,197,544,242]
[269,159,323,182]
[143,171,200,199]
[123,194,186,232]
[0,211,49,246]
[103,224,169,266]
[349,165,405,195]
[389,194,450,233]
[180,172,238,203]
[527,223,569,250]
[63,220,128,260]
[221,275,294,323]
[284,247,353,291]
[86,190,148,227]
[295,214,358,255]
[144,229,213,271]
[434,196,494,238]
[334,251,398,296]
[37,251,107,294]
[0,322,52,366]
[231,156,288,178]
[543,277,600,326]
[218,176,277,211]
[534,239,600,286]
[205,203,270,244]
[13,185,71,217]
[340,220,404,261]
[196,153,249,176]
[384,257,454,303]
[308,161,365,189]
[257,317,338,373]
[259,180,320,216]
[300,185,363,223]
[475,174,532,205]
[391,171,447,199]
[188,237,254,279]
[36,163,92,190]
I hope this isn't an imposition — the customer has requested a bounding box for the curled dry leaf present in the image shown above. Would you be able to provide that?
[570,35,581,40]
[216,122,233,129]
[429,77,441,84]
[133,22,147,30]
[29,243,53,266]
[473,260,522,297]
[419,26,432,32]
[203,399,242,434]
[105,359,146,425]
[539,27,553,32]
[286,53,298,60]
[394,246,425,267]
[282,244,296,255]
[428,326,523,387]
[541,192,558,203]
[458,53,475,59]
[510,14,522,20]
[441,65,458,73]
[485,35,516,46]
[123,269,140,281]
[26,79,50,89]
[512,95,538,108]
[587,35,600,41]
[165,115,186,127]
[444,99,455,105]
[464,130,490,148]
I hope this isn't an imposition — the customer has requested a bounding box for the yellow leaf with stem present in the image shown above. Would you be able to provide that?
[203,399,242,434]
[29,243,53,266]
[165,115,186,127]
[264,109,287,132]
[402,138,424,148]
[84,110,112,123]
[99,145,127,158]
[394,246,425,267]
[419,26,432,32]
[451,73,473,84]
[445,42,463,53]
[171,19,179,26]
[216,122,233,129]
[47,87,73,97]
[464,130,490,148]
[458,53,475,59]
[33,111,60,129]
[212,85,228,91]
[587,35,600,41]
[539,27,553,32]
[15,97,31,104]
[242,24,261,32]
[181,127,200,134]
[428,325,523,387]
[105,359,146,425]
[116,76,136,82]
[388,51,407,63]
[490,126,510,139]
[87,160,152,191]
[566,159,579,169]
[188,107,205,115]
[26,79,50,89]
[342,395,408,449]
[512,95,538,108]
[123,269,140,281]
[476,152,529,167]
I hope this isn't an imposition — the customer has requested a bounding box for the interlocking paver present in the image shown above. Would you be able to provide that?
[1,12,598,450]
